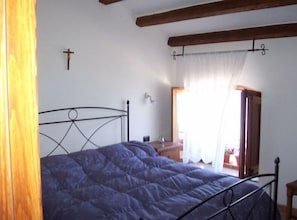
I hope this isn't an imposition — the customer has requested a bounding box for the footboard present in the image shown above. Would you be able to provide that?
[178,157,280,220]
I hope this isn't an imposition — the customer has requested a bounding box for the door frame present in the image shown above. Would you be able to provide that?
[0,0,43,219]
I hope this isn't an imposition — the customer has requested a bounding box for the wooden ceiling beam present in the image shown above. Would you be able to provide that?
[136,0,297,27]
[168,23,297,46]
[99,0,123,5]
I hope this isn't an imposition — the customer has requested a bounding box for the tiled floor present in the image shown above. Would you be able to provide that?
[191,162,239,177]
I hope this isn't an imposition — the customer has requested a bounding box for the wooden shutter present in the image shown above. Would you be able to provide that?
[171,87,184,142]
[239,89,262,178]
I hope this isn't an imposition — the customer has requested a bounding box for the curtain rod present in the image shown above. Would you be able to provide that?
[172,39,269,60]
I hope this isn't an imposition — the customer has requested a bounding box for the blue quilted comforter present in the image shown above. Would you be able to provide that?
[41,141,277,220]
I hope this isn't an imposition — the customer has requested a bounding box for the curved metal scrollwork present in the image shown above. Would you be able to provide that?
[39,101,130,156]
[177,157,280,220]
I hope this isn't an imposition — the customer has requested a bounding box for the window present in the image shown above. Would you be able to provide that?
[172,86,261,178]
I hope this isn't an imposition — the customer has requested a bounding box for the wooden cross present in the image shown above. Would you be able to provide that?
[63,48,74,70]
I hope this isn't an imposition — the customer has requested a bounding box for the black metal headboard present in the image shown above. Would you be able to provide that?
[39,100,130,156]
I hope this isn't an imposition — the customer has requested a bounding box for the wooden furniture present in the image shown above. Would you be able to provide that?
[150,141,183,162]
[286,179,297,220]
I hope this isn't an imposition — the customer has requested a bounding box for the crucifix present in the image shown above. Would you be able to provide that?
[63,48,74,70]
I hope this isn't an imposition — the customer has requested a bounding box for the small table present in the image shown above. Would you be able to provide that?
[149,141,183,162]
[286,179,297,220]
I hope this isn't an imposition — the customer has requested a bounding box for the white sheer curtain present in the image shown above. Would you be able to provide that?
[175,51,247,172]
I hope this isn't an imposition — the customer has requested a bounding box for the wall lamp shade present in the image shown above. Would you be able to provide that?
[144,92,155,103]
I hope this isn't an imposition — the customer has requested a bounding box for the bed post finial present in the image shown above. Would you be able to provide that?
[273,157,280,220]
[127,100,130,142]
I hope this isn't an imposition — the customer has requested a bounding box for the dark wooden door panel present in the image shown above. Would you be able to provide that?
[239,89,261,178]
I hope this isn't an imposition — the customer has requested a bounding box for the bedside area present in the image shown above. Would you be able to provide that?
[149,141,183,162]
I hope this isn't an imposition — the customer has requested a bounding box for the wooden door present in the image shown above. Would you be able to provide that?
[0,0,13,218]
[171,87,184,142]
[0,0,43,219]
[239,89,261,178]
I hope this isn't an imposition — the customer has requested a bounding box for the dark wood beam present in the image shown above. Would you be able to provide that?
[136,0,297,27]
[168,23,297,46]
[99,0,123,5]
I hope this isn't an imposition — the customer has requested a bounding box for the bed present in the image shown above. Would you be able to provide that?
[39,101,280,220]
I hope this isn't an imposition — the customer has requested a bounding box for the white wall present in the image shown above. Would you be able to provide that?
[37,0,172,150]
[173,37,297,206]
[241,37,297,207]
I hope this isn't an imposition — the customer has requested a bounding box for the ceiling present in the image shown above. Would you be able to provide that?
[99,0,297,46]
[121,0,216,16]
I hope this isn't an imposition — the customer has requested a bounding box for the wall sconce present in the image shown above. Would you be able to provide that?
[144,92,155,103]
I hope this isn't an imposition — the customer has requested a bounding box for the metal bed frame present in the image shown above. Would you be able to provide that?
[39,100,279,219]
[178,157,280,220]
[39,100,130,156]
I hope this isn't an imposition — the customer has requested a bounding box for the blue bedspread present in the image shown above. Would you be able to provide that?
[41,141,277,220]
